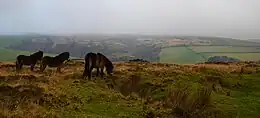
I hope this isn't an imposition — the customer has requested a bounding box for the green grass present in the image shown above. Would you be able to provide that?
[159,46,206,64]
[59,80,143,118]
[214,74,260,117]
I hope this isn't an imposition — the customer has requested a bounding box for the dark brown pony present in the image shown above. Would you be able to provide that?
[82,52,114,80]
[40,52,70,73]
[16,51,43,72]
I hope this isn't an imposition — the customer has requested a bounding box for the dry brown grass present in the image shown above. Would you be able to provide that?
[165,86,219,118]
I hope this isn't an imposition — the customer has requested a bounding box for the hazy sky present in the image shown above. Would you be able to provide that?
[1,0,260,39]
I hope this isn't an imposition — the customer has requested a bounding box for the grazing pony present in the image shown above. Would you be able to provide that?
[16,51,43,71]
[83,52,114,80]
[40,52,70,73]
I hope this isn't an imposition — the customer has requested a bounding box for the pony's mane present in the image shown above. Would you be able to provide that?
[29,51,43,58]
[52,52,69,62]
[55,52,69,57]
[43,56,52,58]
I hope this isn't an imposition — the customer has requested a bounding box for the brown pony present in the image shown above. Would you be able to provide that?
[40,52,70,73]
[16,51,43,72]
[82,52,114,80]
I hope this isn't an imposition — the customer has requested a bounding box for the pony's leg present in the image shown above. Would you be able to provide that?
[83,68,88,79]
[57,66,61,73]
[88,67,93,80]
[19,64,23,71]
[40,64,47,72]
[57,63,64,73]
[96,67,99,77]
[100,67,104,78]
[16,61,20,72]
[30,64,35,71]
[83,63,89,79]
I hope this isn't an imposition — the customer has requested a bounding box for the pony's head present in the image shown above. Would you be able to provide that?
[106,63,114,76]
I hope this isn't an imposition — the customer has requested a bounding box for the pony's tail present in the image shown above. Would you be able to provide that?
[83,57,90,77]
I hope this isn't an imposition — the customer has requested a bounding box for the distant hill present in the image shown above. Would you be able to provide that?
[2,34,260,63]
[248,39,260,43]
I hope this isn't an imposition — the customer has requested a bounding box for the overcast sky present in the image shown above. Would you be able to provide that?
[0,0,260,39]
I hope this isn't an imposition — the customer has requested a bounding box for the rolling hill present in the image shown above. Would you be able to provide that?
[0,61,260,117]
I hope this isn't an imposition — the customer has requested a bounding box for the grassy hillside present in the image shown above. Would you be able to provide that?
[1,61,260,117]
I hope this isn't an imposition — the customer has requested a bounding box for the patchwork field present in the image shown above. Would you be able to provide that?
[160,46,260,64]
[0,61,260,117]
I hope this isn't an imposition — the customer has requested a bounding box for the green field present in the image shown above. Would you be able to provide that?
[160,46,206,64]
[160,46,260,63]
